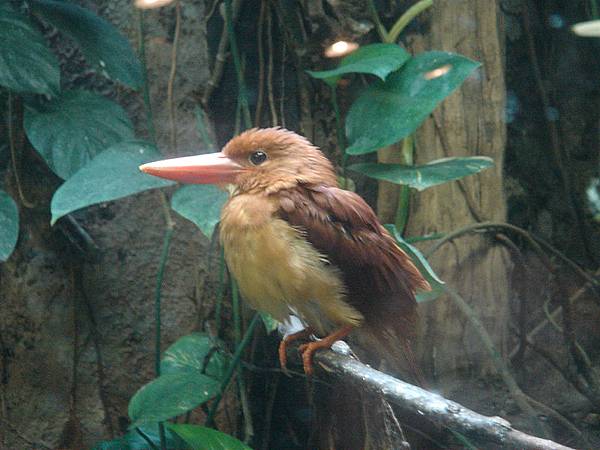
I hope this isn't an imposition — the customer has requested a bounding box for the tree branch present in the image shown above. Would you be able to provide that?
[289,349,575,450]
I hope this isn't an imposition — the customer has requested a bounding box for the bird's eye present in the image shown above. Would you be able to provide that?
[249,150,268,165]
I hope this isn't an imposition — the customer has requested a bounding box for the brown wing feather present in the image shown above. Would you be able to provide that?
[277,184,430,328]
[278,184,430,383]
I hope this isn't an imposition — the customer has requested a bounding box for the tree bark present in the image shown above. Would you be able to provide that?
[403,0,510,377]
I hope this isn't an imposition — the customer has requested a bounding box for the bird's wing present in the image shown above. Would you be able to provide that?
[277,184,430,309]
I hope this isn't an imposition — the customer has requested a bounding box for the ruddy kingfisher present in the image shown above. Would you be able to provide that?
[140,128,430,376]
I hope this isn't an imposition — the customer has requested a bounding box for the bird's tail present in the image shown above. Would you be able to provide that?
[358,298,427,387]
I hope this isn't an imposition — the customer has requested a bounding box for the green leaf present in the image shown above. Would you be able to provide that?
[167,424,252,450]
[92,424,186,450]
[306,43,410,83]
[260,312,278,334]
[128,372,220,426]
[0,190,19,262]
[171,185,228,239]
[25,90,135,179]
[50,140,174,224]
[30,0,143,89]
[385,224,445,303]
[161,333,228,380]
[346,51,480,155]
[0,3,59,95]
[349,156,494,191]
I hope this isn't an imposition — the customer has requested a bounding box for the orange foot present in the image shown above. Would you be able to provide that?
[298,325,354,376]
[278,327,314,374]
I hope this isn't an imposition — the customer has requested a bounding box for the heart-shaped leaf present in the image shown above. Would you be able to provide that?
[0,190,19,262]
[92,424,186,450]
[346,51,480,155]
[30,0,143,89]
[51,140,174,224]
[349,156,494,191]
[171,185,228,239]
[0,3,59,95]
[128,373,220,426]
[385,224,445,303]
[167,424,252,450]
[25,90,135,179]
[307,43,410,84]
[161,333,228,380]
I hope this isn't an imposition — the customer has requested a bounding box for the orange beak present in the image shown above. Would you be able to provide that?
[139,152,243,184]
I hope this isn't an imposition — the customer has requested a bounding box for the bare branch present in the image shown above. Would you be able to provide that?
[299,349,576,450]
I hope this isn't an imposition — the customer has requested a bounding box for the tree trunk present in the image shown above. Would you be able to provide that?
[0,3,214,448]
[403,0,510,377]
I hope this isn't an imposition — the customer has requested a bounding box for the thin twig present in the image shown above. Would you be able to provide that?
[509,267,600,358]
[279,43,286,128]
[231,280,253,442]
[167,0,182,152]
[202,0,242,107]
[432,114,487,222]
[527,338,600,409]
[205,313,260,427]
[7,93,34,208]
[154,198,175,450]
[77,269,115,437]
[443,286,549,438]
[260,373,279,450]
[266,4,278,126]
[137,11,157,145]
[254,0,266,127]
[425,222,598,291]
[224,0,251,128]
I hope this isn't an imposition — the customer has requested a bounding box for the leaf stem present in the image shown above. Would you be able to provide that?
[154,225,173,450]
[154,226,174,377]
[136,427,160,450]
[387,0,433,44]
[214,248,225,336]
[7,92,34,208]
[394,136,414,234]
[205,313,260,427]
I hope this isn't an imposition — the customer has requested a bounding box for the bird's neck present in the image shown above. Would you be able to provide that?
[221,192,277,231]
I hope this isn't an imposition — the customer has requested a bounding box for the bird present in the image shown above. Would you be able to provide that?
[140,127,430,377]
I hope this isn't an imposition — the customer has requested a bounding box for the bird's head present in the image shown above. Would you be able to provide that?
[140,128,337,194]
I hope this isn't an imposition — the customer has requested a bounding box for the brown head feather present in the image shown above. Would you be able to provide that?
[222,127,337,194]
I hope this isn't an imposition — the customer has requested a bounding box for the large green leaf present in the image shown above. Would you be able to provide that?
[128,372,220,426]
[349,156,494,191]
[167,424,252,450]
[30,0,143,89]
[161,333,228,380]
[51,140,174,224]
[92,424,186,450]
[25,90,135,179]
[306,43,410,83]
[171,185,228,239]
[0,3,59,95]
[0,190,19,262]
[346,51,480,155]
[385,225,445,303]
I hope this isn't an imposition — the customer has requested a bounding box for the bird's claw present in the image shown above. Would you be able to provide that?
[278,339,292,377]
[298,342,317,376]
